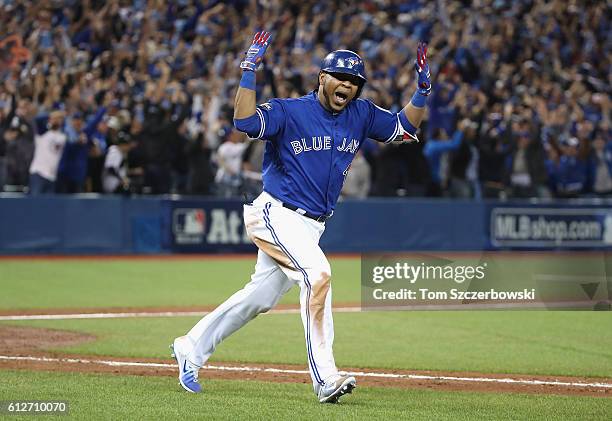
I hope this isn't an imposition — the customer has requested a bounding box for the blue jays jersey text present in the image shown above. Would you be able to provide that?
[245,92,403,215]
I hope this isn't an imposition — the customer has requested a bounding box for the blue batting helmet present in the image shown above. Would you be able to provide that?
[320,50,367,97]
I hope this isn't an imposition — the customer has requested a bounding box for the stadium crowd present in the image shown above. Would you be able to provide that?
[0,0,610,199]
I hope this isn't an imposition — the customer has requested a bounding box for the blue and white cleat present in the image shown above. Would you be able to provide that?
[170,336,202,393]
[317,375,356,403]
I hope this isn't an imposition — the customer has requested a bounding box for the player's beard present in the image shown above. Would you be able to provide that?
[321,87,334,111]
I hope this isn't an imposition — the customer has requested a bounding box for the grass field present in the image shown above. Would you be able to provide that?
[1,256,611,420]
[2,371,610,420]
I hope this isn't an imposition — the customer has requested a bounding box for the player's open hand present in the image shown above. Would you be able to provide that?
[414,42,431,96]
[240,31,272,72]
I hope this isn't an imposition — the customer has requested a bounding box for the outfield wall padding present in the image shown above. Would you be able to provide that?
[0,195,610,254]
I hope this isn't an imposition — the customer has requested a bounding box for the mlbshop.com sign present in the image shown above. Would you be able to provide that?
[490,207,612,248]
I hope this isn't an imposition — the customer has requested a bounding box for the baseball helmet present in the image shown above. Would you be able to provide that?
[319,50,367,97]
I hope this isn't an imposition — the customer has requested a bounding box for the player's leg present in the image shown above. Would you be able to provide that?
[251,196,344,391]
[294,246,339,386]
[181,249,293,367]
[172,248,292,393]
[171,194,297,392]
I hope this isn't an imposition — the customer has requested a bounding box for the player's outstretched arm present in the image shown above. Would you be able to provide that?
[234,31,272,120]
[398,42,431,141]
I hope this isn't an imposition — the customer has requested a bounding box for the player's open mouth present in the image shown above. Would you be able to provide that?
[334,92,348,105]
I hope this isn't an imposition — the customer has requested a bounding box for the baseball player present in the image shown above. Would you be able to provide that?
[172,31,431,403]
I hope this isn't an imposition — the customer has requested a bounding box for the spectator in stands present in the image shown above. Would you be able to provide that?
[1,93,35,191]
[28,110,66,194]
[186,129,214,196]
[170,119,191,195]
[86,116,111,193]
[0,127,8,189]
[214,128,247,198]
[141,76,191,195]
[588,131,612,196]
[125,119,146,194]
[547,137,590,198]
[241,139,265,199]
[448,118,480,198]
[102,131,132,194]
[56,112,88,193]
[371,141,430,197]
[477,108,510,199]
[504,126,550,199]
[0,1,608,200]
[423,124,465,197]
[56,107,107,193]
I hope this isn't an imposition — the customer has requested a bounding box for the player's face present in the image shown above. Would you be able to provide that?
[318,72,360,112]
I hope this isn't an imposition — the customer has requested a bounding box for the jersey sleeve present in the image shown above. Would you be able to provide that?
[364,100,403,143]
[252,99,286,140]
[364,100,420,143]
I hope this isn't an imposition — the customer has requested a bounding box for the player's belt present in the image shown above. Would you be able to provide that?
[281,202,333,222]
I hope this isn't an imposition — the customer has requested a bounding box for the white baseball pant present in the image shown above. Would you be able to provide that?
[184,191,338,389]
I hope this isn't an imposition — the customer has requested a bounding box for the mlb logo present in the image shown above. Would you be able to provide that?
[173,208,206,244]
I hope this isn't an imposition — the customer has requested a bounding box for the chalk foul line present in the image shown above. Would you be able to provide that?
[3,299,610,321]
[1,355,610,390]
[0,308,362,321]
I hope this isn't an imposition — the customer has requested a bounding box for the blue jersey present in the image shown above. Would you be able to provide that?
[244,91,406,215]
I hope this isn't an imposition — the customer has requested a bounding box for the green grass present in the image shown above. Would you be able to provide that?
[2,253,610,311]
[0,257,361,309]
[1,256,611,377]
[3,310,611,378]
[1,256,611,420]
[1,371,610,420]
[2,254,610,310]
